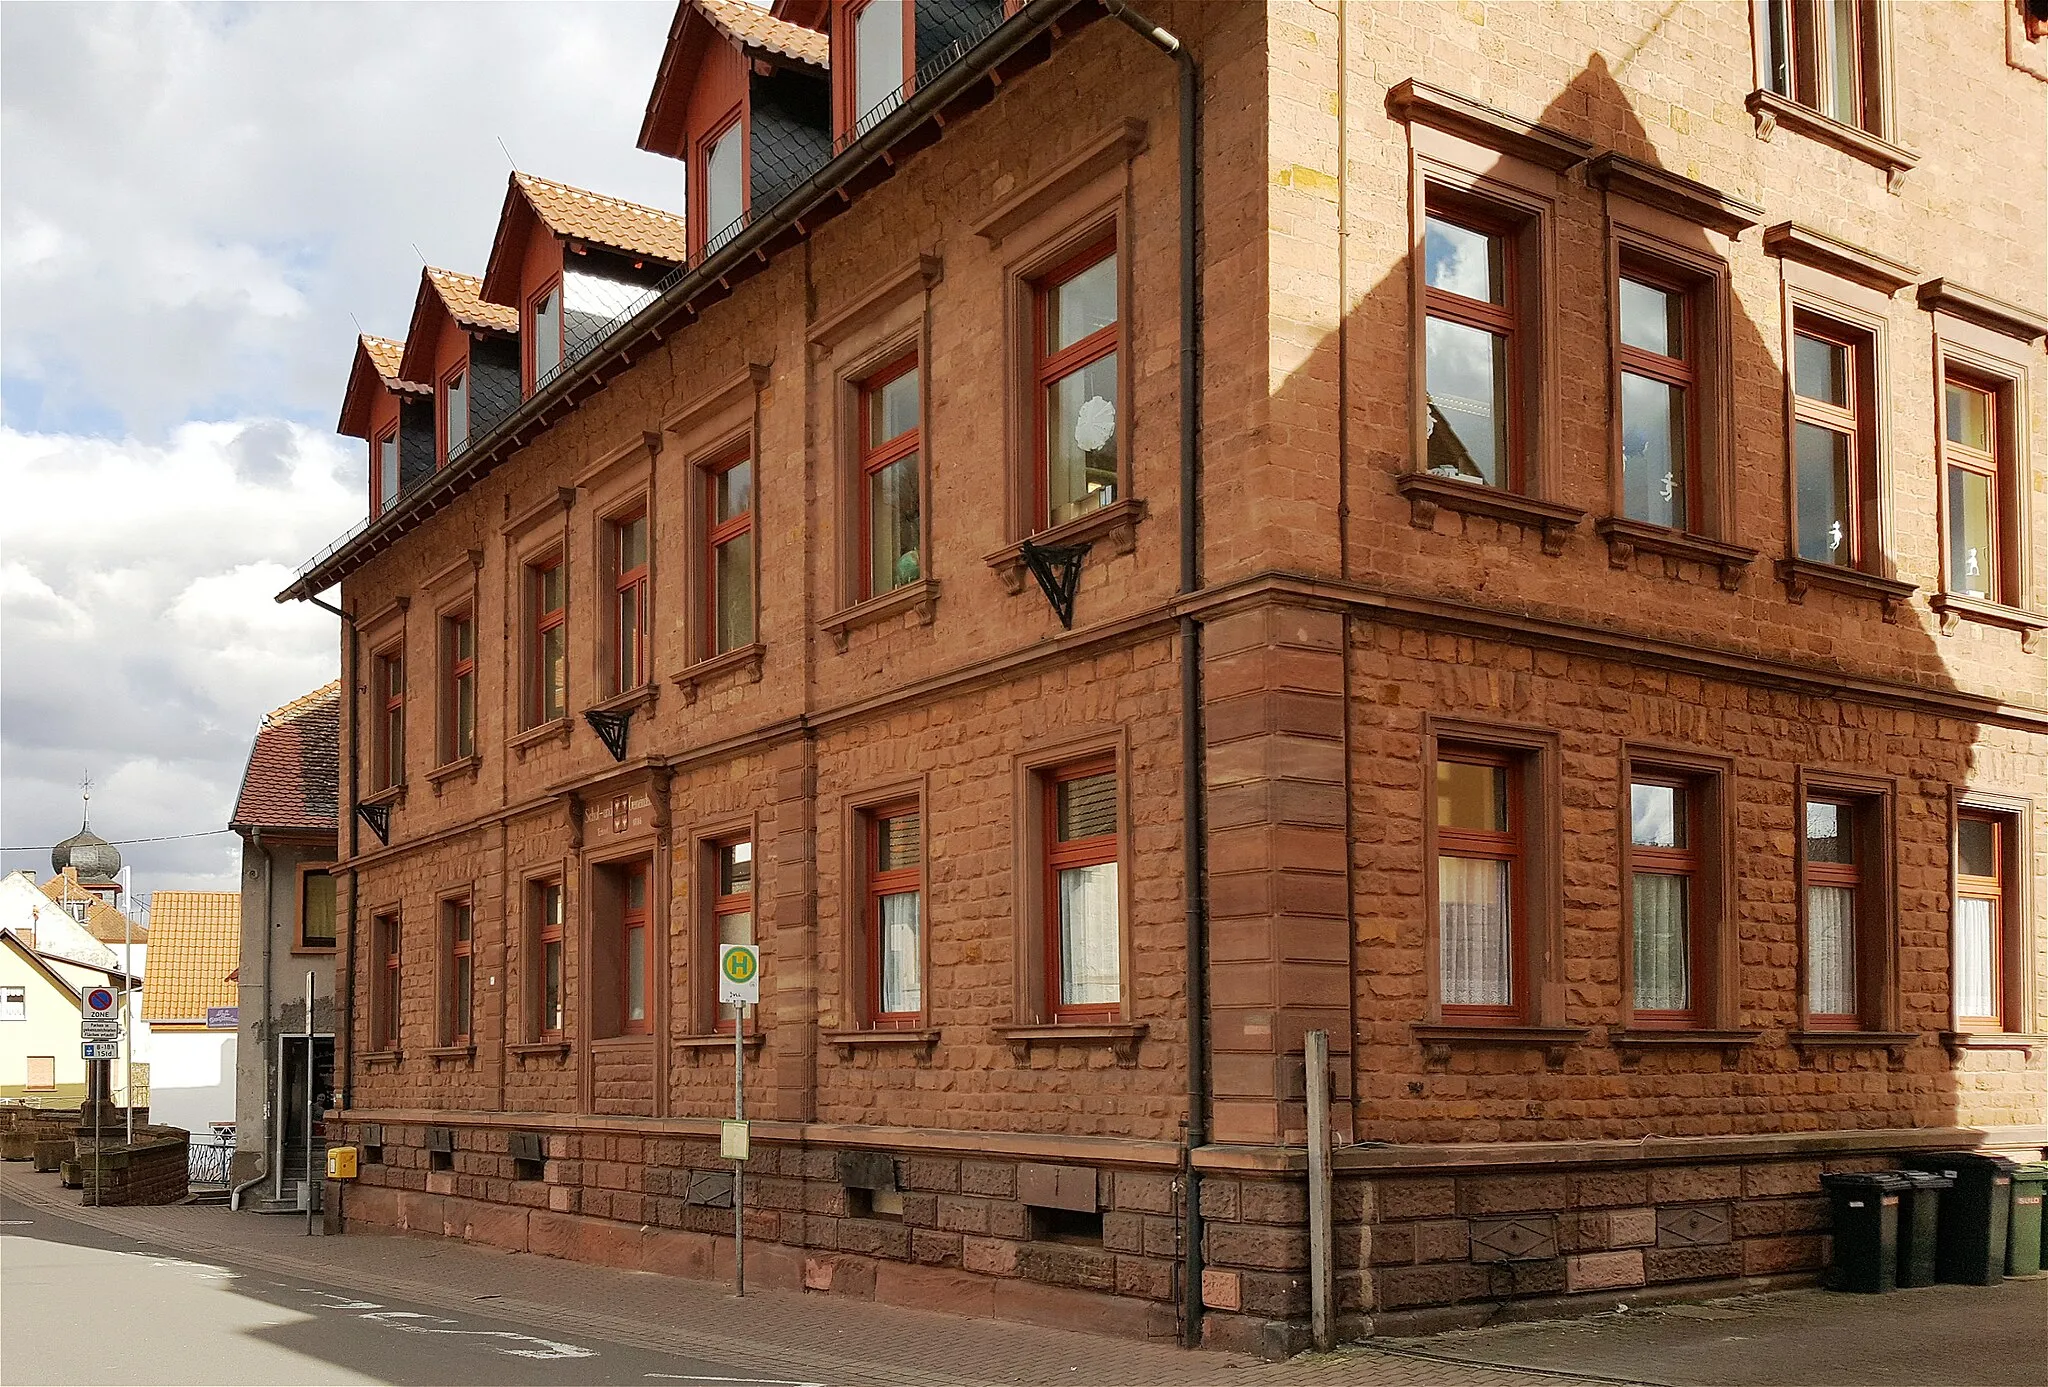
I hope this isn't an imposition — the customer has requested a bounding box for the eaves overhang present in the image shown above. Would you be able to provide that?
[280,0,1097,605]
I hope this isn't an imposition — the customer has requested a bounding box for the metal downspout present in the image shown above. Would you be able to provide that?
[309,591,359,1122]
[1103,0,1206,1349]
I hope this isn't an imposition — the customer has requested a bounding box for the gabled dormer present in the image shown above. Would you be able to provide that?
[337,335,434,519]
[827,0,1008,143]
[396,268,520,468]
[479,173,688,396]
[638,0,831,258]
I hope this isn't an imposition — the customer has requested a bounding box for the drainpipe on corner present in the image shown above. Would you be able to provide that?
[1102,0,1206,1350]
[309,592,359,1121]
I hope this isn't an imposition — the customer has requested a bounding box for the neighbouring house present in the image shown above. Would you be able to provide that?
[228,681,342,1200]
[140,891,241,1137]
[0,872,140,1105]
[279,0,2046,1347]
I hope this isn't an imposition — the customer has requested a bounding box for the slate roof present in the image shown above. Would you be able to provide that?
[515,173,691,265]
[141,891,240,1024]
[696,0,828,66]
[427,267,520,334]
[230,681,341,835]
[39,869,146,945]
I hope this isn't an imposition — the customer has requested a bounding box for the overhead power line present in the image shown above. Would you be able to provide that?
[1,829,237,852]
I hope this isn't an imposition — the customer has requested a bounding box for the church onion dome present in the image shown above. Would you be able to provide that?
[52,824,121,883]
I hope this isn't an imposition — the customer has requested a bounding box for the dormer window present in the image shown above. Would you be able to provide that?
[530,282,562,387]
[851,0,907,130]
[702,116,745,251]
[444,367,469,460]
[375,426,400,516]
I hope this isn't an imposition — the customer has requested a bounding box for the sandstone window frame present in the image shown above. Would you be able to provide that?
[697,826,758,1037]
[575,429,662,715]
[975,119,1148,587]
[1793,769,1899,1042]
[1615,748,1737,1037]
[437,604,477,768]
[603,501,652,697]
[294,863,338,955]
[437,892,475,1052]
[370,642,406,794]
[1003,729,1137,1043]
[1591,176,1757,587]
[524,874,567,1043]
[524,551,568,728]
[1747,0,1916,188]
[1927,316,2041,647]
[370,909,402,1054]
[664,367,766,701]
[1947,790,2034,1043]
[1390,82,1588,553]
[1418,718,1568,1041]
[832,781,931,1042]
[701,444,755,659]
[588,853,655,1041]
[418,547,482,785]
[810,255,940,648]
[502,487,574,754]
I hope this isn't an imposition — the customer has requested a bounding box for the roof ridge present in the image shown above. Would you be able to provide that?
[264,679,342,725]
[694,0,829,68]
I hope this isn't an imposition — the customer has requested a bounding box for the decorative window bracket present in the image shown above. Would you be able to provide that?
[583,708,632,762]
[356,803,391,846]
[1020,539,1089,629]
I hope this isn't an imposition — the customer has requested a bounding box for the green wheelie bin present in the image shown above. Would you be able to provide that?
[1893,1169,1952,1289]
[2006,1160,2048,1277]
[1823,1171,1910,1294]
[1904,1151,2014,1285]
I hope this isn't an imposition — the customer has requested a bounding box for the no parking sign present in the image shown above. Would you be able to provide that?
[85,986,117,1017]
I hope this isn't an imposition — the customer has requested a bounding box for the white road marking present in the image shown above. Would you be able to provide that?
[0,1219,33,1225]
[304,1298,599,1359]
[299,1289,384,1310]
[644,1376,826,1386]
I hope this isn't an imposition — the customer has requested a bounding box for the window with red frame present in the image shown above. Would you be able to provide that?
[1423,206,1518,489]
[535,879,565,1038]
[610,508,650,692]
[444,897,473,1045]
[620,861,650,1034]
[442,365,469,461]
[1044,762,1120,1019]
[1757,0,1885,134]
[1629,778,1702,1024]
[1954,812,2010,1032]
[374,426,399,516]
[441,608,475,763]
[1034,240,1119,531]
[713,839,754,1030]
[1942,377,2007,603]
[847,0,908,133]
[372,648,404,790]
[705,450,754,655]
[1435,750,1523,1021]
[529,279,563,389]
[528,556,566,726]
[859,355,921,597]
[698,114,745,254]
[1802,797,1861,1028]
[866,805,922,1024]
[1791,317,1877,570]
[373,912,401,1050]
[1618,272,1697,531]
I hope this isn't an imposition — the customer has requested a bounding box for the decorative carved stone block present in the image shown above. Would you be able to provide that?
[1469,1214,1558,1262]
[1657,1203,1732,1248]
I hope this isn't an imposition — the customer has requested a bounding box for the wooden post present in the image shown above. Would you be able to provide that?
[1306,1029,1333,1351]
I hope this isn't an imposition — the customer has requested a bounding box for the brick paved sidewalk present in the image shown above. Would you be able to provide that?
[1,1166,1622,1387]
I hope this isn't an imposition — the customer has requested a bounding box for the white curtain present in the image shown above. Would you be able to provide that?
[1954,897,1996,1022]
[1806,885,1856,1017]
[1059,862,1121,1007]
[1632,873,1689,1012]
[879,891,921,1015]
[1439,856,1511,1007]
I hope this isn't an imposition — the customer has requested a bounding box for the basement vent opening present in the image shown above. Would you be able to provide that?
[1028,1207,1103,1245]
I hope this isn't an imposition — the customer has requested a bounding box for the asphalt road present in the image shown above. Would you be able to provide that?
[0,1191,828,1387]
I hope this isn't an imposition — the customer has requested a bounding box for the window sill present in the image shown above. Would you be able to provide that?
[1413,1024,1587,1070]
[1612,1028,1762,1066]
[824,1027,940,1057]
[1930,594,2046,652]
[588,684,657,717]
[1775,558,1916,620]
[289,946,338,958]
[823,579,939,652]
[1941,1031,2041,1057]
[509,717,572,760]
[1596,518,1758,590]
[668,643,765,705]
[1790,1030,1915,1063]
[1744,90,1920,191]
[995,1022,1146,1067]
[1396,474,1586,555]
[507,1040,570,1061]
[674,1031,767,1056]
[985,498,1147,595]
[425,1044,475,1066]
[361,1049,403,1067]
[426,754,482,792]
[360,783,407,810]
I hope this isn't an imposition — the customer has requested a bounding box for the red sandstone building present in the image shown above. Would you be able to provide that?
[281,0,2048,1349]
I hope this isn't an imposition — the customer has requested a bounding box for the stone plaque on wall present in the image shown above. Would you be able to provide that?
[1469,1215,1558,1262]
[1657,1204,1732,1247]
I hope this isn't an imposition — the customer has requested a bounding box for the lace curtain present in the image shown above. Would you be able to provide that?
[1954,897,1996,1021]
[1632,873,1689,1012]
[1058,862,1120,1007]
[879,891,921,1014]
[1439,855,1511,1007]
[1806,884,1856,1016]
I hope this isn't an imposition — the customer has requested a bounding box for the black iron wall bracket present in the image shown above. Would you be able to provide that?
[584,708,632,762]
[1020,538,1089,629]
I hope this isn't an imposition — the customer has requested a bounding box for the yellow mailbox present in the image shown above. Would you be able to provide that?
[325,1145,359,1180]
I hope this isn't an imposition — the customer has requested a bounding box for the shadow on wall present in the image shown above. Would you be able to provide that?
[1273,48,2015,1144]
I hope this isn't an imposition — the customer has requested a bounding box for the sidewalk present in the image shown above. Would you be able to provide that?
[6,1165,2040,1387]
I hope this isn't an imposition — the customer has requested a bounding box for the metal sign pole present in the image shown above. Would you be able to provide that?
[124,908,134,1147]
[305,970,315,1235]
[92,1063,102,1206]
[733,998,745,1298]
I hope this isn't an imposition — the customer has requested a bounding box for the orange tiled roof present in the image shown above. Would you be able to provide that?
[514,173,690,266]
[39,870,145,945]
[361,335,407,386]
[696,0,828,66]
[231,681,341,834]
[141,891,240,1024]
[427,267,519,334]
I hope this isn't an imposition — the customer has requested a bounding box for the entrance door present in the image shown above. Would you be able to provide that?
[277,1034,334,1157]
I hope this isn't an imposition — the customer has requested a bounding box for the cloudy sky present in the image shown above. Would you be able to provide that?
[1,1,689,896]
